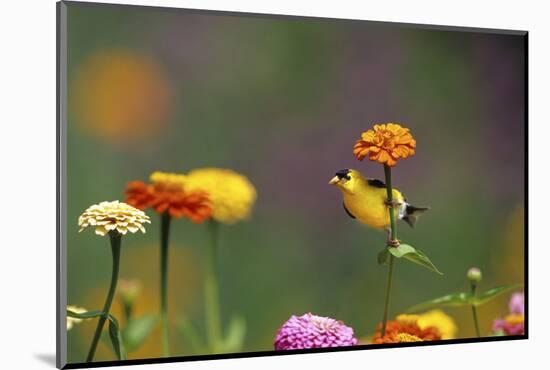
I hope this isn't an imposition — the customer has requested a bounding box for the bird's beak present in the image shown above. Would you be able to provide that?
[328,176,340,185]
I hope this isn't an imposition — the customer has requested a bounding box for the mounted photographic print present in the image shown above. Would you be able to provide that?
[56,1,527,368]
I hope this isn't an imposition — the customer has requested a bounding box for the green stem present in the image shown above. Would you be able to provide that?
[381,164,397,338]
[86,232,122,362]
[381,254,395,337]
[205,220,222,353]
[471,283,481,337]
[160,212,172,357]
[122,301,133,325]
[384,165,397,242]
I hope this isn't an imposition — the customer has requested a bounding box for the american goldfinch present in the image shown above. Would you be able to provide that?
[329,168,428,244]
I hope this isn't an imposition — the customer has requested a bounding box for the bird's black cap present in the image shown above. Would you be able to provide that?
[335,169,351,180]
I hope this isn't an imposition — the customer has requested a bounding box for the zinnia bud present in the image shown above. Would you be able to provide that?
[467,267,482,283]
[274,313,357,350]
[117,279,141,306]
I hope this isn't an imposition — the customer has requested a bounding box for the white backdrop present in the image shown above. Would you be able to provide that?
[0,0,546,369]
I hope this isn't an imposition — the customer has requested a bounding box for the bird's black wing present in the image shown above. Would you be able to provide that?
[402,205,429,227]
[367,178,386,188]
[343,202,356,219]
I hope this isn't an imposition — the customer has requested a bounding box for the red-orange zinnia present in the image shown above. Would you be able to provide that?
[125,177,212,223]
[353,123,416,167]
[371,319,441,344]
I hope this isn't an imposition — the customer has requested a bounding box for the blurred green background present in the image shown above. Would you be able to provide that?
[65,3,525,363]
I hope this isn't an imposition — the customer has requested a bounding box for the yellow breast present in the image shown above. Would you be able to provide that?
[343,184,404,230]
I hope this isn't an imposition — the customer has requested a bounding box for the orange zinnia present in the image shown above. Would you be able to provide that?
[371,319,441,344]
[125,174,212,223]
[353,123,416,167]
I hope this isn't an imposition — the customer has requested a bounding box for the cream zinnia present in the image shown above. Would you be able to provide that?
[78,200,150,236]
[67,305,87,330]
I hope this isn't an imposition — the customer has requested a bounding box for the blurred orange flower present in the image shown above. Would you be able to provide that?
[372,316,441,344]
[125,181,156,210]
[125,172,212,223]
[353,123,416,167]
[72,50,172,145]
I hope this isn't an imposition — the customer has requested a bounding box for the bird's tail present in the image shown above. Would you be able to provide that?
[402,204,429,228]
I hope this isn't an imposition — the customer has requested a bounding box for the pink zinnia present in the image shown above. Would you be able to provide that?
[508,292,524,315]
[492,292,524,335]
[274,313,358,350]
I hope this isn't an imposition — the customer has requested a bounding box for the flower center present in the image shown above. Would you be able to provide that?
[505,314,524,325]
[311,316,337,332]
[380,131,397,149]
[396,333,423,342]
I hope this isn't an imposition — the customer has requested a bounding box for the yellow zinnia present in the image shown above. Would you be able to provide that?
[150,171,187,189]
[395,314,420,326]
[416,310,457,340]
[395,310,457,340]
[184,168,257,224]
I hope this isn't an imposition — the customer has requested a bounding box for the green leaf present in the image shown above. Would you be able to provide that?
[67,310,104,319]
[222,316,246,353]
[178,317,206,354]
[377,248,389,265]
[387,244,416,258]
[122,315,158,352]
[68,310,127,360]
[407,292,473,312]
[388,244,443,275]
[404,248,443,275]
[472,284,523,306]
[107,315,127,360]
[407,283,523,312]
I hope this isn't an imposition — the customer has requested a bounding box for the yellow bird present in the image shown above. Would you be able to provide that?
[329,168,428,245]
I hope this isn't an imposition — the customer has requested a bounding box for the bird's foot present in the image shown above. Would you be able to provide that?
[387,238,400,247]
[385,199,402,208]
